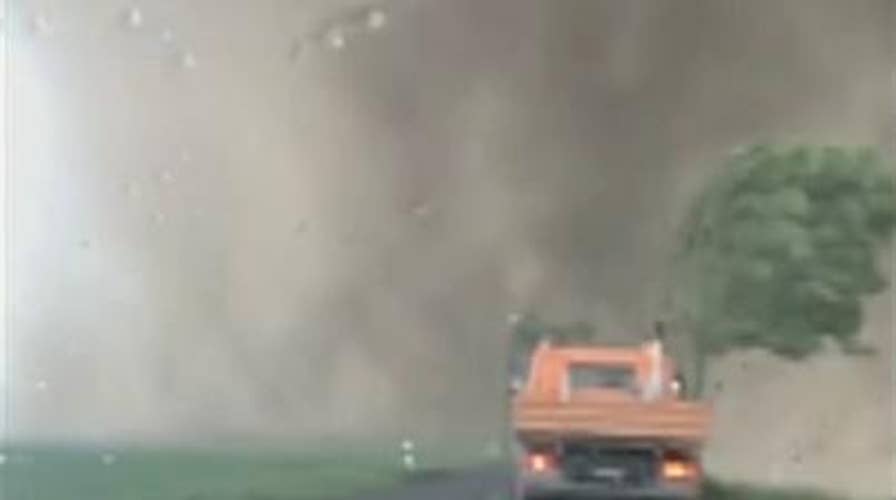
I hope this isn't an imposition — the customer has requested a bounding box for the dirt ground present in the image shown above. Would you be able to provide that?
[704,286,894,499]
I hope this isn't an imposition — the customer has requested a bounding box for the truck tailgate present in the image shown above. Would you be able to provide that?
[513,400,712,443]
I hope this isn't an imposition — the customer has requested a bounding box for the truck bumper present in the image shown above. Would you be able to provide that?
[520,476,698,500]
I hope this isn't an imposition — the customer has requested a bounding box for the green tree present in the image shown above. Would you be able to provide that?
[672,144,896,394]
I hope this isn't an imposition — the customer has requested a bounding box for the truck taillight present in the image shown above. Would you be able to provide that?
[661,451,700,481]
[661,452,699,481]
[526,452,555,473]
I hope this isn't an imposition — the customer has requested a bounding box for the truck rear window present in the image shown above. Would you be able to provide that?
[567,363,636,391]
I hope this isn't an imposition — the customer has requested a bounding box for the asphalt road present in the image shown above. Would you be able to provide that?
[355,465,513,500]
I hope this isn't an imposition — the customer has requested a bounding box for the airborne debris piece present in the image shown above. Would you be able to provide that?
[325,27,346,50]
[181,50,197,69]
[125,7,143,29]
[366,8,387,30]
[512,339,712,499]
[400,439,417,471]
[293,5,388,57]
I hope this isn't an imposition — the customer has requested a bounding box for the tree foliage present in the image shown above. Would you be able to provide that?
[675,144,896,360]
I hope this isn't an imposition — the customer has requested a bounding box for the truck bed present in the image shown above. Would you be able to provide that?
[513,399,712,444]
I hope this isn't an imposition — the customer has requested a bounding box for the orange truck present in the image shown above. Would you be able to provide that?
[511,337,713,499]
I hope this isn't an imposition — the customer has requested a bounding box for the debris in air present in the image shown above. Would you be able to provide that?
[0,454,6,466]
[366,8,387,30]
[506,313,523,326]
[181,51,197,69]
[400,440,417,471]
[325,28,346,50]
[101,453,118,465]
[292,5,388,58]
[160,29,174,44]
[35,380,48,392]
[125,7,143,29]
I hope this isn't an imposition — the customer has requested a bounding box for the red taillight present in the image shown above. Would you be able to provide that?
[526,452,555,473]
[661,452,699,481]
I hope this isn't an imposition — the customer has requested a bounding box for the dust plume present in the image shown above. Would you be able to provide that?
[4,1,894,493]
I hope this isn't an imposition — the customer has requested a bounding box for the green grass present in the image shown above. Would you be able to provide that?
[0,438,506,500]
[0,444,406,500]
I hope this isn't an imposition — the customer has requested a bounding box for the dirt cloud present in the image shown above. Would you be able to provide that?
[6,4,894,490]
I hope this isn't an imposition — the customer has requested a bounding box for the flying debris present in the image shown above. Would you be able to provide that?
[292,5,389,57]
[366,8,387,30]
[125,7,143,29]
[181,50,197,69]
[325,28,346,50]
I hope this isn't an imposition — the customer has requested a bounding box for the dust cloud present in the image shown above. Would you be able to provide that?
[4,0,894,492]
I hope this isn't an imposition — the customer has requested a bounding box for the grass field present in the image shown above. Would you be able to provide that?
[0,444,854,500]
[0,440,498,500]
